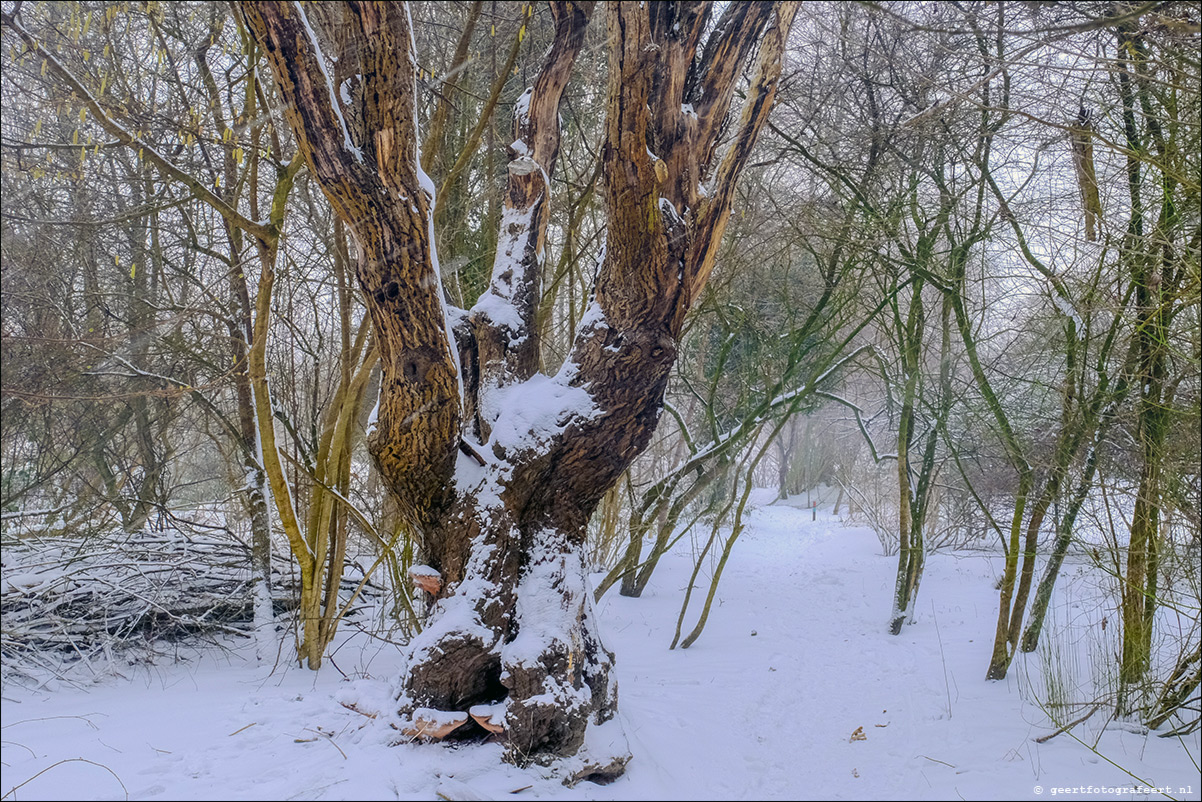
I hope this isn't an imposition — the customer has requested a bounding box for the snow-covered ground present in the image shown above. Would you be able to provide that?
[2,496,1198,801]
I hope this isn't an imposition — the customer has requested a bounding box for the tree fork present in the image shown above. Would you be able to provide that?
[245,0,798,778]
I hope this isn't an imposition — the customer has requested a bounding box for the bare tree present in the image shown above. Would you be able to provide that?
[243,0,798,778]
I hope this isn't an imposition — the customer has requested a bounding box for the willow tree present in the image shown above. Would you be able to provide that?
[243,0,798,781]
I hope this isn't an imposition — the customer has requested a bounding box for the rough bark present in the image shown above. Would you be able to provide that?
[470,0,591,439]
[245,0,797,779]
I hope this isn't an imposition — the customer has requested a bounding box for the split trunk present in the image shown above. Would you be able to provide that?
[245,0,797,778]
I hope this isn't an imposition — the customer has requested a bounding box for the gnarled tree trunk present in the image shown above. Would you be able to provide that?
[244,0,797,781]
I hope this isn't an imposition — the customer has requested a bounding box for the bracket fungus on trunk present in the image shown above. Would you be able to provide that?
[408,565,443,597]
[401,709,470,741]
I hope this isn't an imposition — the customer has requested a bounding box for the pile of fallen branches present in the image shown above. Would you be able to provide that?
[0,513,391,684]
[1,522,275,680]
[2,492,411,689]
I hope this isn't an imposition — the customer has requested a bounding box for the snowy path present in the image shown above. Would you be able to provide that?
[601,500,959,800]
[2,498,1198,800]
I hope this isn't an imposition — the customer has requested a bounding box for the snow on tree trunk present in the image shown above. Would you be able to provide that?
[249,465,275,662]
[244,0,798,779]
